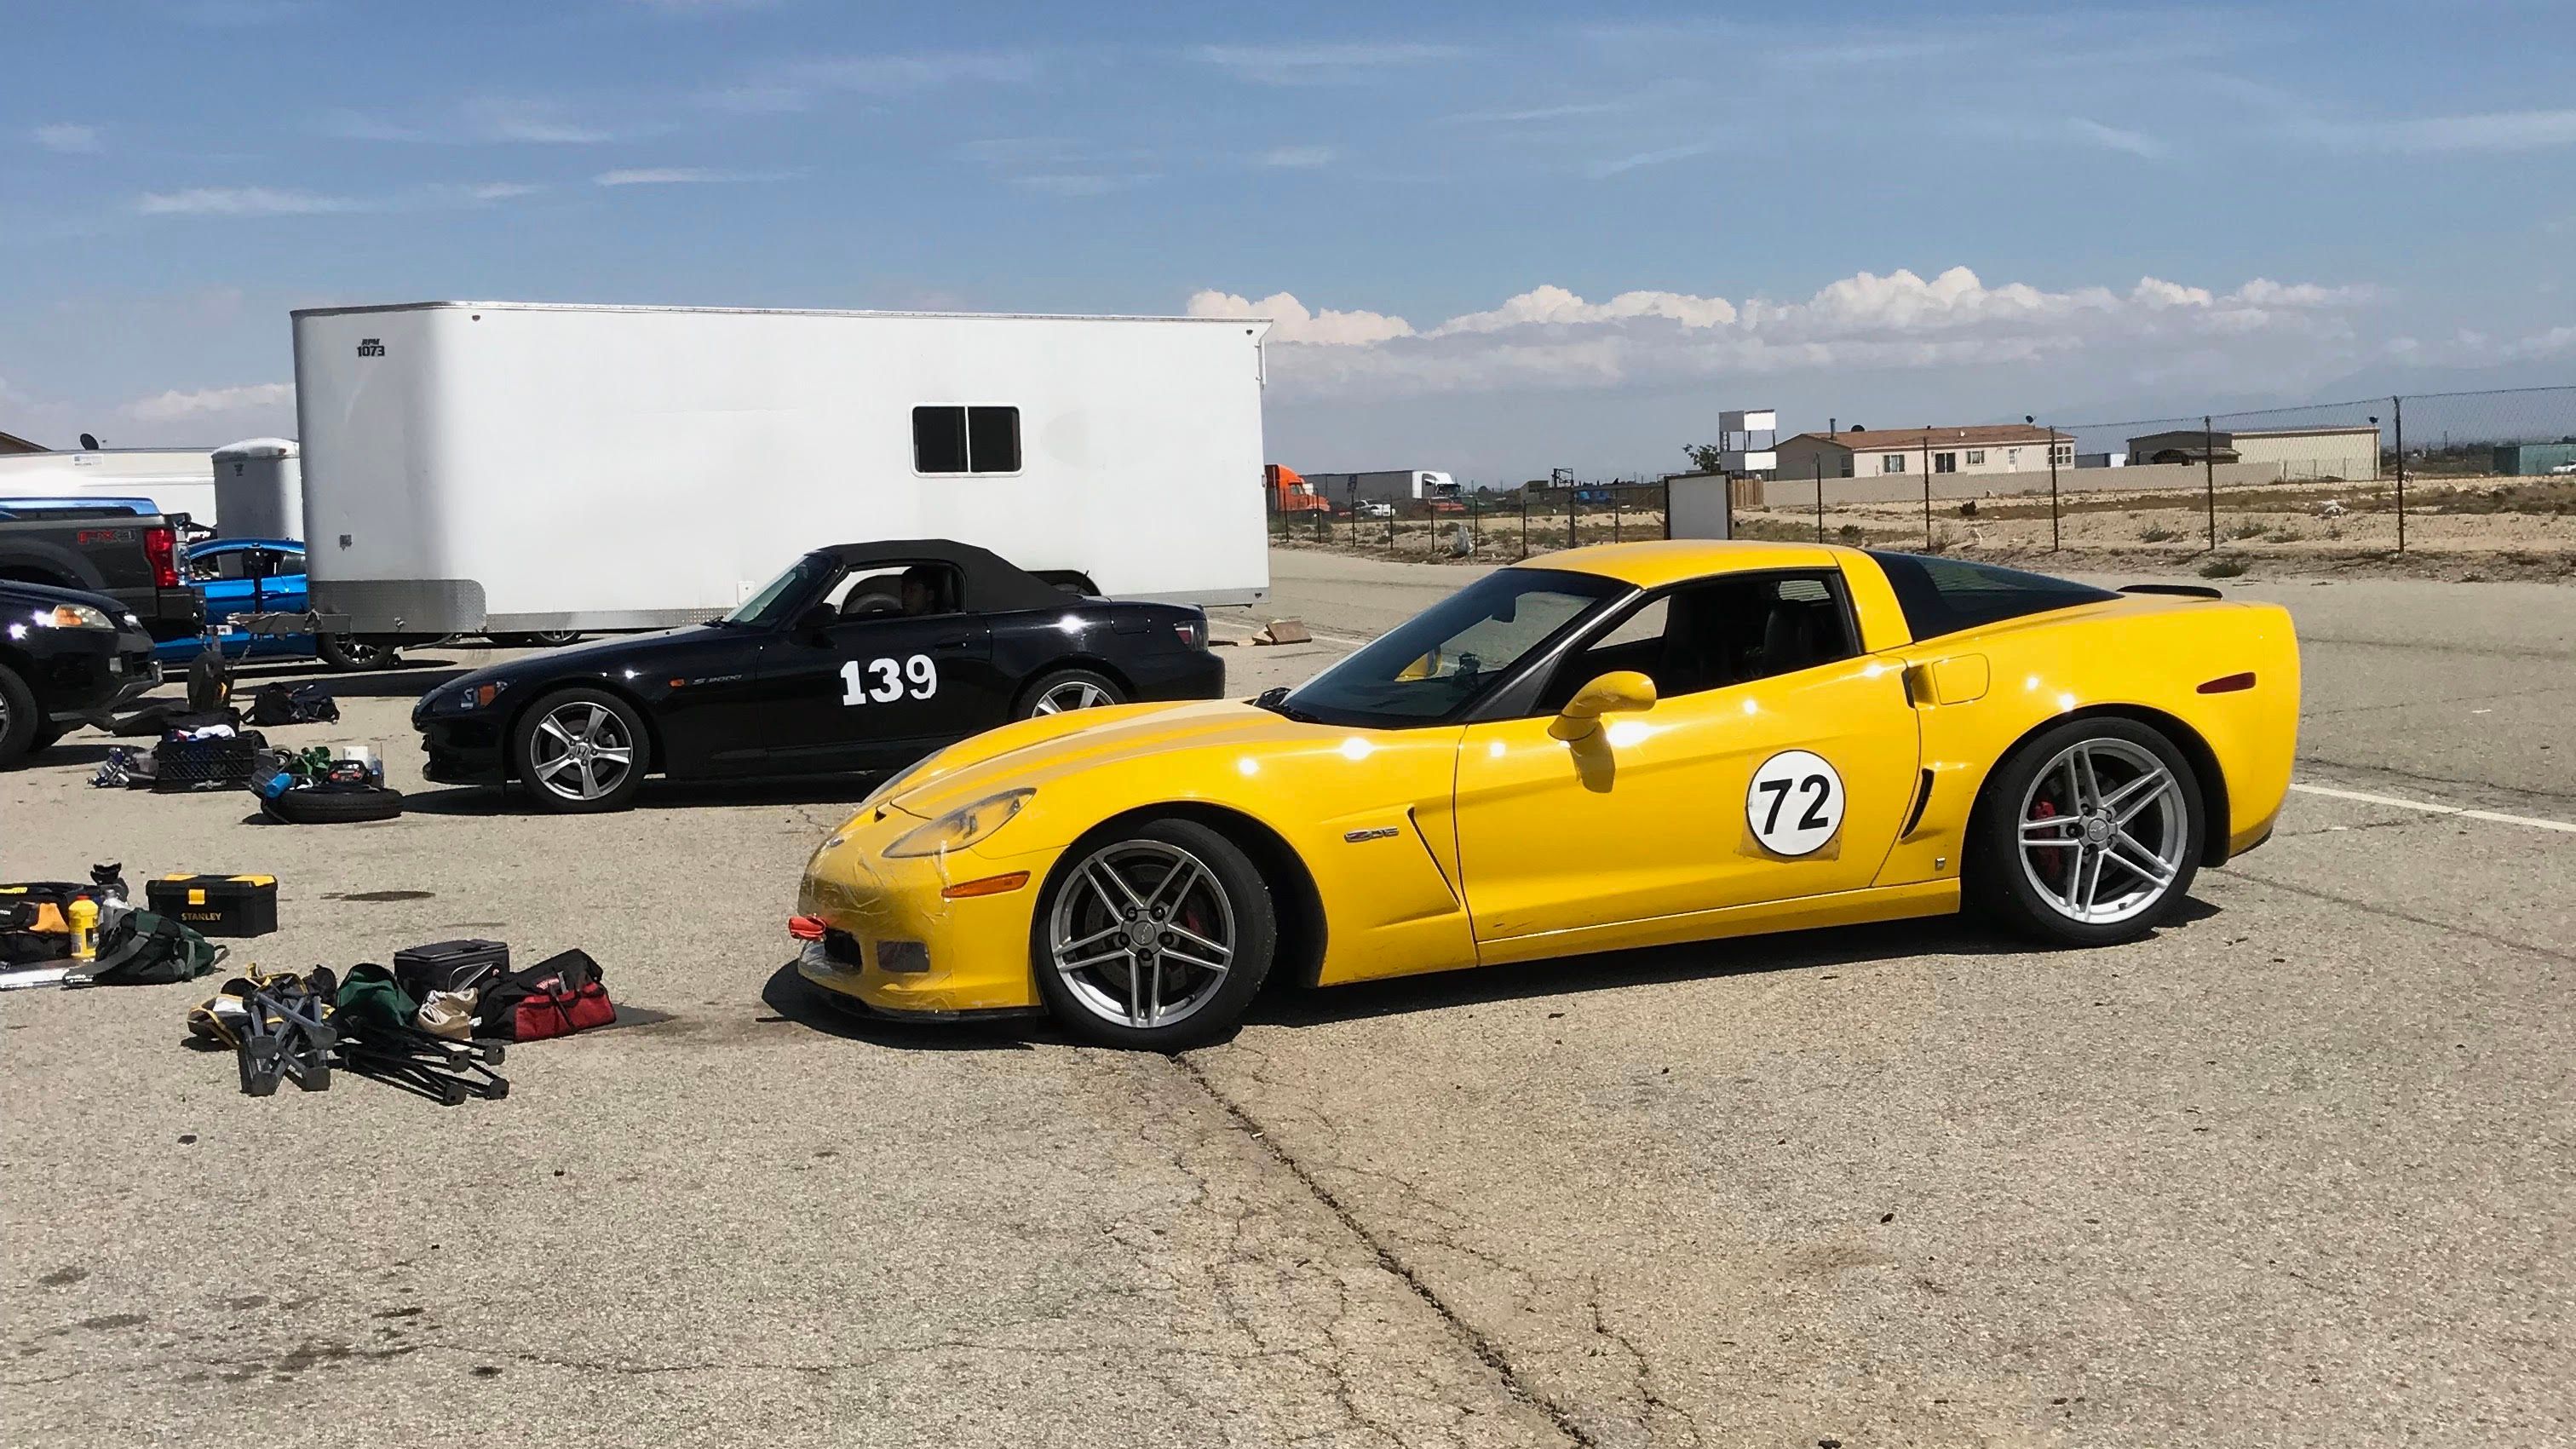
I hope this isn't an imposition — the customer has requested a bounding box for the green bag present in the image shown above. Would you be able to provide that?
[75,909,222,986]
[333,963,420,1032]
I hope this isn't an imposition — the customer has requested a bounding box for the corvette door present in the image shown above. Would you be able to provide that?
[1450,570,1921,957]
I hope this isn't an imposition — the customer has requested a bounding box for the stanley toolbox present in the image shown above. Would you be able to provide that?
[145,874,279,937]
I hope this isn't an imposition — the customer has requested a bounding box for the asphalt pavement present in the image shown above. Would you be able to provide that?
[3,551,2569,1447]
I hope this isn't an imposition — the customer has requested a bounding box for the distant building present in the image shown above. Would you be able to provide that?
[1772,423,2072,482]
[2492,442,2576,475]
[2124,425,2380,481]
[0,429,47,455]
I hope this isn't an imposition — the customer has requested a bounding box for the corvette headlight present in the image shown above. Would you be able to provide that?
[32,603,116,631]
[883,789,1033,859]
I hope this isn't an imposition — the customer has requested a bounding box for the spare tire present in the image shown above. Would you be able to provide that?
[262,785,405,825]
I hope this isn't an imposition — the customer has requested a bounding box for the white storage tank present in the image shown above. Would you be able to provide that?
[211,437,302,540]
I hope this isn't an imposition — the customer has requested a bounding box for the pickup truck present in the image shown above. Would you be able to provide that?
[0,498,204,642]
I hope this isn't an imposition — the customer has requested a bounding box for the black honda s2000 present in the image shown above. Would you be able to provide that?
[414,541,1223,812]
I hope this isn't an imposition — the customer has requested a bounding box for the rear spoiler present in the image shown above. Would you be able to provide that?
[2119,584,2224,601]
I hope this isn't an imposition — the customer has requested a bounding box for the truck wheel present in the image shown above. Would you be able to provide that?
[316,635,398,671]
[512,688,650,814]
[1018,669,1126,718]
[0,664,38,768]
[1031,818,1274,1050]
[1968,717,2204,947]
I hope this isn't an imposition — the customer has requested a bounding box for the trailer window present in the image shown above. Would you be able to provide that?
[912,405,1021,475]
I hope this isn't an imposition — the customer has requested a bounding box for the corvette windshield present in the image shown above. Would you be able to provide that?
[1279,569,1624,727]
[722,553,837,627]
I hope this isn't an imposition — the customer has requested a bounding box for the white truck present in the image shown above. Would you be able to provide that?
[1300,469,1460,509]
[289,302,1274,641]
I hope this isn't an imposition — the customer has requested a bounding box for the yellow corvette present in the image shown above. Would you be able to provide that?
[795,542,2299,1048]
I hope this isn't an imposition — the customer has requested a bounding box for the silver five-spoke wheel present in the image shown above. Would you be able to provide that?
[2016,737,2190,925]
[1034,679,1113,715]
[529,699,636,802]
[1048,839,1237,1030]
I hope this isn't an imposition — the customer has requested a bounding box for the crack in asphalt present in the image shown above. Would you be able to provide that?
[1170,1052,1598,1448]
[2216,867,2576,966]
[2295,756,2576,805]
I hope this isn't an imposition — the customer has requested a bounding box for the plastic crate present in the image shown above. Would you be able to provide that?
[152,734,265,791]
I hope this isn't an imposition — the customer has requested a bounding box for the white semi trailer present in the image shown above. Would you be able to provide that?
[290,302,1274,641]
[1301,469,1460,508]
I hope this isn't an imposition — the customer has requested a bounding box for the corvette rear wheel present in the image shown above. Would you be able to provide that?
[1034,819,1274,1049]
[1020,668,1126,719]
[1973,717,2203,946]
[513,688,649,814]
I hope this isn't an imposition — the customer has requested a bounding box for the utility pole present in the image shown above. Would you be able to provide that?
[1814,452,1826,543]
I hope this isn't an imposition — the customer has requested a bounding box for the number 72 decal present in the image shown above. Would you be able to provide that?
[1746,750,1845,856]
[840,654,938,706]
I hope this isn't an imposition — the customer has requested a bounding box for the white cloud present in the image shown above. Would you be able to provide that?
[1013,173,1159,197]
[461,181,545,202]
[2068,118,2167,159]
[1256,146,1336,169]
[1589,140,1719,178]
[2304,107,2576,154]
[1432,285,1737,335]
[326,97,621,146]
[121,382,294,422]
[595,167,722,186]
[1194,42,1461,83]
[1222,265,2378,399]
[702,52,1038,112]
[1439,101,1630,126]
[135,187,354,216]
[1187,289,1414,346]
[34,124,101,154]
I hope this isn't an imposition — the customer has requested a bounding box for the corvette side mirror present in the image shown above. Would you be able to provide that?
[1549,670,1656,741]
[793,604,839,635]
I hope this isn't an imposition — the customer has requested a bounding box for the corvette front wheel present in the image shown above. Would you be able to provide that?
[1033,819,1274,1049]
[1972,717,2203,946]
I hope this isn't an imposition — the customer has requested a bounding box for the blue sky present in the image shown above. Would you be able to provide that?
[3,0,2572,480]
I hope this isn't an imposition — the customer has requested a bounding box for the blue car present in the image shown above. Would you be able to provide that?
[157,538,323,664]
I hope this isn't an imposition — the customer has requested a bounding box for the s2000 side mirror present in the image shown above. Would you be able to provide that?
[1549,670,1656,741]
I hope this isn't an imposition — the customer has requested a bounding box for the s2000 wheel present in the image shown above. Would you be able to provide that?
[1032,818,1274,1050]
[1971,717,2204,947]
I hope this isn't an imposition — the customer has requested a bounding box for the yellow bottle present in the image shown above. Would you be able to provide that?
[68,898,100,961]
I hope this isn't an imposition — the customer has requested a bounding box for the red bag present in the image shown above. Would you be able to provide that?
[474,950,617,1042]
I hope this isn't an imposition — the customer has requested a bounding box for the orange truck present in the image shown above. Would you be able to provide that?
[1264,464,1331,514]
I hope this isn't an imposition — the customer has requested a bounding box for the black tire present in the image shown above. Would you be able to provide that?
[1030,817,1275,1050]
[510,687,651,814]
[316,635,396,671]
[1015,667,1127,720]
[489,631,583,648]
[262,785,405,824]
[28,722,70,755]
[1968,716,2205,947]
[0,664,38,769]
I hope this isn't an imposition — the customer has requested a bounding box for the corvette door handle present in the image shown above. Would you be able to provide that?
[934,633,975,647]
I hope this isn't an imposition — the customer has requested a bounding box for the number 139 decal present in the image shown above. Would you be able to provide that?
[840,654,938,706]
[1746,750,1845,856]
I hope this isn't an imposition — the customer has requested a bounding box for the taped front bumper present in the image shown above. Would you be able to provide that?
[795,817,1055,1016]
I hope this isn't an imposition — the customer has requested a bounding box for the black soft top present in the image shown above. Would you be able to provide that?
[812,538,1072,614]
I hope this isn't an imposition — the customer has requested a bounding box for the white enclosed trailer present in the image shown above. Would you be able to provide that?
[0,447,219,524]
[1301,469,1458,507]
[291,302,1273,637]
[211,437,303,539]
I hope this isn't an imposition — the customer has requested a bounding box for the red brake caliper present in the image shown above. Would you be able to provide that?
[2030,798,2066,886]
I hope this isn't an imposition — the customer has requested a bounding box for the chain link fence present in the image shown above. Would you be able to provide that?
[1732,384,2574,573]
[1271,481,1670,561]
